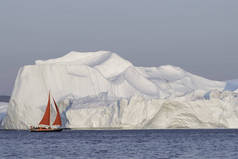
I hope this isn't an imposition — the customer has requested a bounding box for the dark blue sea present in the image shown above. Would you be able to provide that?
[1,129,238,159]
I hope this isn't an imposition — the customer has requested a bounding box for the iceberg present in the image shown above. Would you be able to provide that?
[1,51,238,129]
[0,102,8,126]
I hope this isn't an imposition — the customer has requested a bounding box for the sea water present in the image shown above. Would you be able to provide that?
[0,129,238,159]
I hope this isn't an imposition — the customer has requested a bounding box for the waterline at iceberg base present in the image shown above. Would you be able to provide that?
[1,51,238,129]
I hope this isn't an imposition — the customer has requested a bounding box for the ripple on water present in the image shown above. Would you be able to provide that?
[0,129,238,159]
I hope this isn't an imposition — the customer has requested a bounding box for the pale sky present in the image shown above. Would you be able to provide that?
[0,0,237,95]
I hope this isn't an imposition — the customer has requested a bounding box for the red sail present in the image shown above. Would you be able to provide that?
[52,98,62,126]
[39,93,51,126]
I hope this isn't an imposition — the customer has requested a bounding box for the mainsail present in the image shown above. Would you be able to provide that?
[39,93,51,126]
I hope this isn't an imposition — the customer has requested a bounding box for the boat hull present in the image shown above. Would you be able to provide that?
[30,127,63,132]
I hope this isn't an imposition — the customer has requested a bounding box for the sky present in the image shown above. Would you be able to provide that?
[0,0,237,95]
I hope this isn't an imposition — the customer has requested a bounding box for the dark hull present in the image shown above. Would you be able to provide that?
[30,127,63,132]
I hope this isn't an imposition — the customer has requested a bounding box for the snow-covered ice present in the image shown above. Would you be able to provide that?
[1,51,238,129]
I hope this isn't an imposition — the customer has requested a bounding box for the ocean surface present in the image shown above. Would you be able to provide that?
[0,129,238,159]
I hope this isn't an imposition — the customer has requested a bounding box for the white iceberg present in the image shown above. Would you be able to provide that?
[1,51,238,129]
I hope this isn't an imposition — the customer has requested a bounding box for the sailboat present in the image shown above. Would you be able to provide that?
[30,92,63,132]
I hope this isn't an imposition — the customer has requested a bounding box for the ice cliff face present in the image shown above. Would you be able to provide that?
[1,51,238,129]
